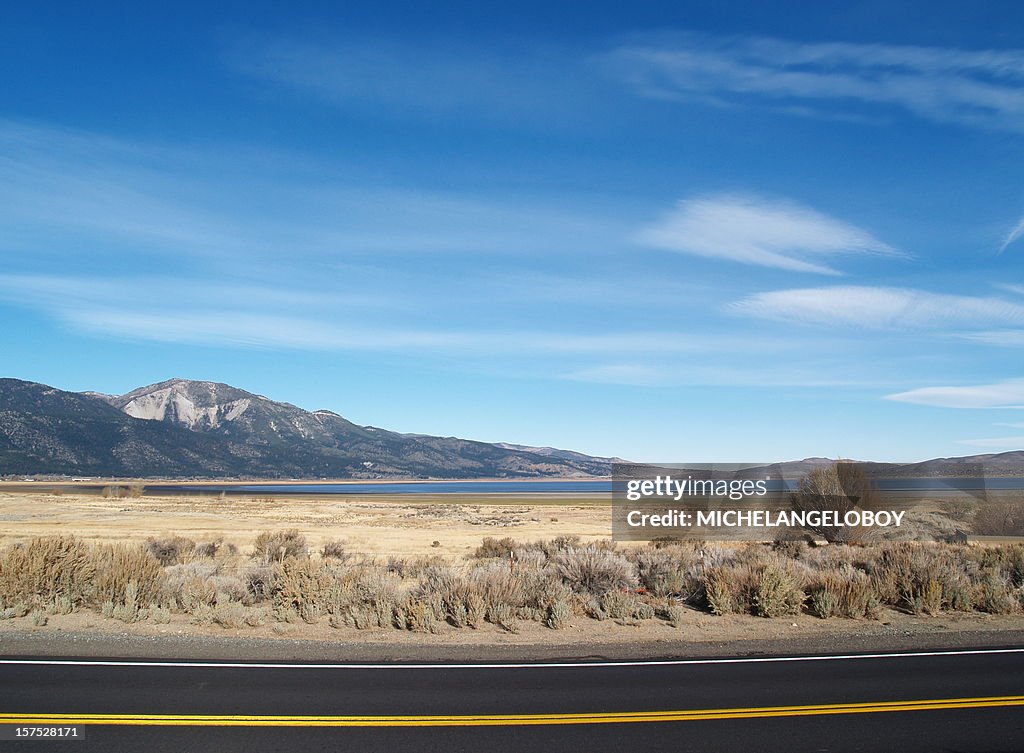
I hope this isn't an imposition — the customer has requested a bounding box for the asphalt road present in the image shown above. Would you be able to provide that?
[1,648,1023,752]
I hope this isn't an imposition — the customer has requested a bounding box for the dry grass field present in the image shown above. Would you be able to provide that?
[0,488,611,558]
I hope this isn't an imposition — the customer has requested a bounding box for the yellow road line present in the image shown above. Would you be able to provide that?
[2,695,1024,727]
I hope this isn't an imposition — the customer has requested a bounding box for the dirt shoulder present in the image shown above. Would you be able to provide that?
[3,608,1023,663]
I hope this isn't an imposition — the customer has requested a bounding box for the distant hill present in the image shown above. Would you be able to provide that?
[618,452,1024,480]
[3,377,1020,480]
[0,378,611,479]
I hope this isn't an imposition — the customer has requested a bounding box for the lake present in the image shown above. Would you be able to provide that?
[144,477,1024,496]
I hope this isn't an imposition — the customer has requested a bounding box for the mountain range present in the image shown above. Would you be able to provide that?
[2,377,1020,480]
[0,378,615,479]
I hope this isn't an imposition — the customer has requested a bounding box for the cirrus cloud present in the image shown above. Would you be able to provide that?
[886,378,1024,409]
[603,32,1024,132]
[637,194,899,274]
[731,286,1024,328]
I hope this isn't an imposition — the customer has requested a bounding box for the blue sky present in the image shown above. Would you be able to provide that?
[3,1,1024,462]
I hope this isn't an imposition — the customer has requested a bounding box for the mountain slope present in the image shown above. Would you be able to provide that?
[1,378,610,478]
[0,379,242,476]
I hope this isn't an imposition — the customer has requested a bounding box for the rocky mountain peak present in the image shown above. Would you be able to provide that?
[111,378,257,430]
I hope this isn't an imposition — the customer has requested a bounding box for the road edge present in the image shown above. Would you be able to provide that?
[3,627,1024,663]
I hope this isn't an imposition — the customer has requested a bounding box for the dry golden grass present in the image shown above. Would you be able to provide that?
[0,490,611,558]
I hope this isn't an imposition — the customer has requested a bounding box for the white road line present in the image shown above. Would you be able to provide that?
[0,647,1022,670]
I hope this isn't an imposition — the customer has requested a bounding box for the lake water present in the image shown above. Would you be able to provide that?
[147,480,613,495]
[145,477,1024,496]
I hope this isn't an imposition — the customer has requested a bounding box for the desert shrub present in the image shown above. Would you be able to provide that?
[699,544,742,568]
[0,536,95,610]
[972,544,1024,587]
[252,530,308,563]
[704,567,741,615]
[91,543,165,608]
[651,597,685,626]
[634,600,656,620]
[771,538,809,560]
[974,571,1019,614]
[164,562,218,611]
[875,511,963,543]
[101,581,149,623]
[753,564,805,618]
[244,607,268,627]
[584,596,607,620]
[385,557,411,578]
[327,566,403,628]
[537,535,584,556]
[600,589,650,621]
[474,537,520,559]
[790,463,879,543]
[241,564,274,603]
[190,603,216,626]
[865,543,971,615]
[545,597,572,629]
[633,550,689,597]
[939,499,977,522]
[273,605,301,624]
[151,605,172,624]
[193,540,222,559]
[973,501,1024,536]
[808,568,877,619]
[396,594,443,633]
[101,484,144,499]
[321,539,350,561]
[554,546,636,596]
[416,565,470,626]
[839,573,880,622]
[146,536,196,566]
[212,593,247,628]
[272,557,333,619]
[46,595,75,616]
[209,575,248,604]
[800,544,860,571]
[524,571,574,623]
[486,603,519,633]
[513,550,548,571]
[704,564,759,615]
[30,610,47,627]
[809,577,840,619]
[468,562,526,613]
[1,603,29,620]
[385,555,444,579]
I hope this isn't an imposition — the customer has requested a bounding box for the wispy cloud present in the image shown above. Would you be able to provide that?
[62,308,778,356]
[958,436,1024,449]
[0,119,626,271]
[562,362,899,389]
[958,330,1024,347]
[603,32,1024,131]
[561,364,671,387]
[636,194,898,274]
[886,378,1024,408]
[226,35,596,126]
[732,286,1024,328]
[999,218,1024,253]
[0,273,765,357]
